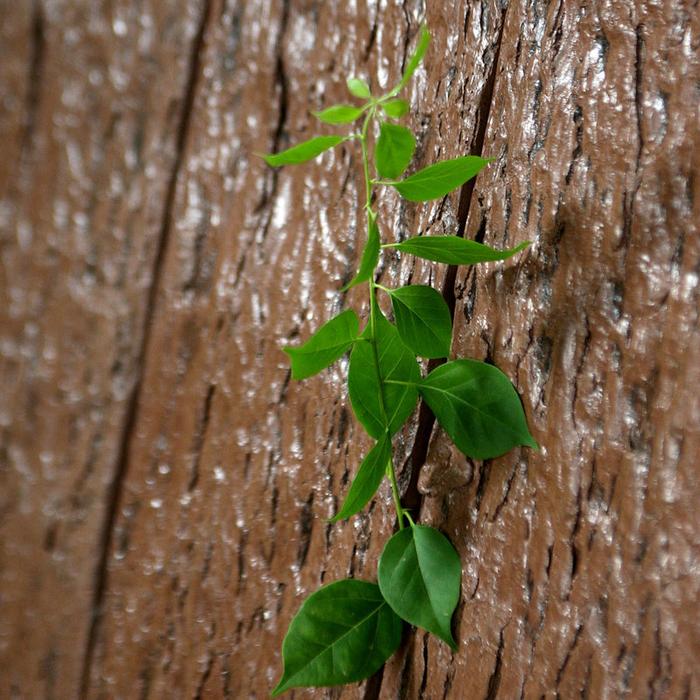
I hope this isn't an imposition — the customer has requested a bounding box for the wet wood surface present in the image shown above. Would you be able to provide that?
[1,1,698,699]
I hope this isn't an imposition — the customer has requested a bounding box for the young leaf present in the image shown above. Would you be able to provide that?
[331,435,391,522]
[342,215,380,291]
[388,285,452,359]
[386,236,530,265]
[313,104,366,124]
[381,98,409,119]
[394,25,431,93]
[284,309,359,380]
[348,311,420,439]
[378,525,460,648]
[375,123,416,180]
[272,579,402,696]
[263,135,347,167]
[386,156,490,201]
[419,359,538,459]
[347,77,371,99]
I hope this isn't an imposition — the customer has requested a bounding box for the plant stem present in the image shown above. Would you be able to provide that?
[359,106,405,531]
[386,453,405,530]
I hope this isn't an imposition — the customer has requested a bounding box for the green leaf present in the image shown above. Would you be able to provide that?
[284,309,359,380]
[388,285,452,359]
[347,77,371,99]
[375,123,416,180]
[378,525,460,648]
[331,435,391,522]
[419,359,538,459]
[272,579,402,696]
[386,236,530,265]
[348,311,421,439]
[313,104,366,124]
[387,156,490,201]
[263,135,347,167]
[395,25,431,93]
[342,214,380,291]
[381,98,410,119]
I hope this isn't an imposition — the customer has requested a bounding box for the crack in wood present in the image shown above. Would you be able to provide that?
[77,2,214,696]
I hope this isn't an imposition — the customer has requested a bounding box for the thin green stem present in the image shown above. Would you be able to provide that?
[360,108,374,211]
[386,454,405,530]
[375,283,393,295]
[359,105,406,531]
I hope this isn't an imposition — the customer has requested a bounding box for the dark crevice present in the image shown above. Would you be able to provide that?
[361,665,385,700]
[17,0,45,182]
[187,383,217,492]
[485,626,506,700]
[401,4,509,523]
[255,0,290,220]
[77,1,213,696]
[418,633,430,698]
[372,11,510,699]
[193,652,214,700]
[555,624,583,693]
[296,491,315,569]
[620,23,645,250]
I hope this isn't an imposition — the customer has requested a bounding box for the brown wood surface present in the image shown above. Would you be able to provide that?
[1,1,698,699]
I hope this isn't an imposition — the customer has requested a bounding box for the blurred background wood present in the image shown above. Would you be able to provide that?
[1,1,697,698]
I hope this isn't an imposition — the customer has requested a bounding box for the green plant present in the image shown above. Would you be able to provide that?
[262,25,536,696]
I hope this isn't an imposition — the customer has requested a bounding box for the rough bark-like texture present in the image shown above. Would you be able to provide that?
[1,1,698,699]
[0,2,206,697]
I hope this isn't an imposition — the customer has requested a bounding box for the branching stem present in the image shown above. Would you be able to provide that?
[360,106,406,530]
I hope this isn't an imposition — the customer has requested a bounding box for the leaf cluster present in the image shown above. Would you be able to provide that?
[262,24,536,696]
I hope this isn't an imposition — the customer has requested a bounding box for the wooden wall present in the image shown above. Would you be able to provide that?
[1,1,698,698]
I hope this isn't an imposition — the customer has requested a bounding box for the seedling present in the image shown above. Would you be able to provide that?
[261,25,536,696]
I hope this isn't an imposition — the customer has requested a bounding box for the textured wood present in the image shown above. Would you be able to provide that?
[1,1,698,699]
[392,1,700,698]
[0,2,207,697]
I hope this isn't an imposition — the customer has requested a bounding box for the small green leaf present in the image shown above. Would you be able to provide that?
[342,215,380,291]
[388,285,452,359]
[419,359,538,459]
[386,236,530,265]
[375,123,416,180]
[272,579,402,696]
[347,77,371,99]
[313,104,366,124]
[386,156,490,201]
[284,309,359,380]
[331,435,391,521]
[378,525,460,648]
[263,135,347,167]
[348,311,420,439]
[381,98,410,119]
[395,25,431,93]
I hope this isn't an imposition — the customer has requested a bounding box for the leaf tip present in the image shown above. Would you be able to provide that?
[271,675,287,697]
[525,433,539,450]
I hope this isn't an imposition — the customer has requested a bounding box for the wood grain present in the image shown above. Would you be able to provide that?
[1,1,697,699]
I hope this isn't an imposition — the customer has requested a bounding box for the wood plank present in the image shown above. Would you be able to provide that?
[0,2,208,696]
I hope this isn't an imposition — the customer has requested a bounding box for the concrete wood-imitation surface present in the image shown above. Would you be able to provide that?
[1,1,698,698]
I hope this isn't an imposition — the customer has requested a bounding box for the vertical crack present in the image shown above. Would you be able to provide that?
[402,5,509,519]
[369,10,511,700]
[15,0,45,192]
[78,1,213,696]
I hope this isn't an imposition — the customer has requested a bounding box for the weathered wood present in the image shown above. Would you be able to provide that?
[1,1,698,699]
[0,2,207,697]
[388,1,700,698]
